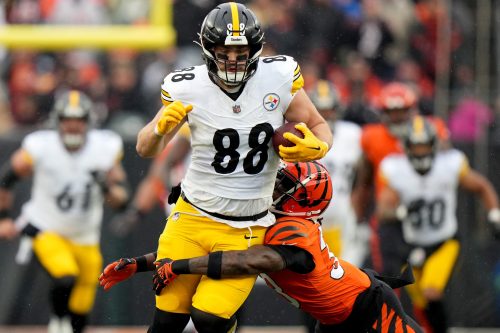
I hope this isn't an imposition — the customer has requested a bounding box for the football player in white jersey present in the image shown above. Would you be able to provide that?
[376,116,500,333]
[0,90,129,333]
[134,3,333,333]
[311,80,369,268]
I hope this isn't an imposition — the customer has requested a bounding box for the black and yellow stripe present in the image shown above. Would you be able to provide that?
[229,2,240,36]
[412,115,425,135]
[68,90,80,108]
[292,63,304,94]
[317,80,331,98]
[161,88,174,105]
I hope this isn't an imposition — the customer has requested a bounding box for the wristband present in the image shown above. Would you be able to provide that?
[171,259,191,274]
[134,255,149,272]
[488,208,500,224]
[207,251,223,280]
[0,209,11,219]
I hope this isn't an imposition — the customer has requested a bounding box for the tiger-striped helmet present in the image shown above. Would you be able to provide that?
[271,161,333,219]
[379,82,417,139]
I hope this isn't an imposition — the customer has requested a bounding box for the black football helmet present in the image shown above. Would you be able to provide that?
[404,115,437,175]
[53,90,93,150]
[199,2,264,86]
[309,80,341,111]
[309,80,342,124]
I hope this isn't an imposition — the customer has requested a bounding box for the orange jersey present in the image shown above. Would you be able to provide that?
[262,217,371,325]
[361,124,403,176]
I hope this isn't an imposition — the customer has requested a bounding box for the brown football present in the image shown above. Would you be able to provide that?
[272,121,304,154]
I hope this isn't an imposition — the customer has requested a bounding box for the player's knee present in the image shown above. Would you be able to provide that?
[148,308,190,333]
[422,287,443,301]
[50,276,76,317]
[191,306,237,333]
[53,275,76,290]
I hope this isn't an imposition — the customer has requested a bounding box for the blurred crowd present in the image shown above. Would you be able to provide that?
[0,0,496,144]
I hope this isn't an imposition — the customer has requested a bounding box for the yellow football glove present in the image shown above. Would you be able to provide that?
[154,101,193,137]
[279,123,329,162]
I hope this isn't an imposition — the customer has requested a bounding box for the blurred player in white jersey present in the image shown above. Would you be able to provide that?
[134,2,333,332]
[0,90,129,333]
[376,116,500,332]
[310,80,369,268]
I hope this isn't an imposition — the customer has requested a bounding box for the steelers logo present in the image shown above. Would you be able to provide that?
[263,93,280,111]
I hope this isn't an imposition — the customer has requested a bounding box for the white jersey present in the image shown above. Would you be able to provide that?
[320,121,361,227]
[319,121,366,265]
[19,130,123,244]
[380,149,469,246]
[160,56,302,227]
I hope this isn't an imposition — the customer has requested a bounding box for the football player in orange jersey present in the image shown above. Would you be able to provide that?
[100,161,423,333]
[352,82,449,276]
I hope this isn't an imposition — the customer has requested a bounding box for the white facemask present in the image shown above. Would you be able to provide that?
[61,133,85,150]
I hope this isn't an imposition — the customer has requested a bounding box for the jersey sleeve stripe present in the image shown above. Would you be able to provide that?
[458,155,471,180]
[294,63,301,76]
[268,225,301,241]
[161,89,171,98]
[279,233,307,242]
[161,92,174,103]
[292,74,304,95]
[267,219,309,242]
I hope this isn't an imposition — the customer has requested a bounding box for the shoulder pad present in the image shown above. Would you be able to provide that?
[161,65,205,105]
[265,217,314,248]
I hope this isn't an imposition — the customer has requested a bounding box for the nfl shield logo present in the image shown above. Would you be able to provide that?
[232,105,241,113]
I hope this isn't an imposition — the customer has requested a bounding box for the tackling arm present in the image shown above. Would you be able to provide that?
[100,246,285,292]
[152,245,290,294]
[99,252,157,291]
[186,245,286,276]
